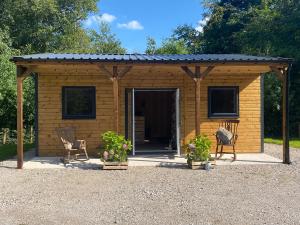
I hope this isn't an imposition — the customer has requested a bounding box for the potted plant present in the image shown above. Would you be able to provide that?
[184,135,215,170]
[100,131,132,170]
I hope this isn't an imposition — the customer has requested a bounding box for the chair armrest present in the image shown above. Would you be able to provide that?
[73,140,86,149]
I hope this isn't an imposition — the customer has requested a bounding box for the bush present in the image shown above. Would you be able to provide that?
[184,135,212,163]
[100,131,132,162]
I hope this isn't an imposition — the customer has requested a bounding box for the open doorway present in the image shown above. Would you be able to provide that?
[125,89,180,155]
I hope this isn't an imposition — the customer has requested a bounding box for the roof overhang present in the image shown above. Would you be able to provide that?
[11,53,292,67]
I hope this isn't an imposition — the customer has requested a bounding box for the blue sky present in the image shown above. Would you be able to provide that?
[83,0,206,53]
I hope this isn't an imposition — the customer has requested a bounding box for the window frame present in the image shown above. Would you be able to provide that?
[208,86,239,118]
[62,86,96,120]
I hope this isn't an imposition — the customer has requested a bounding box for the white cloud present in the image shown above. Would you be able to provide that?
[117,20,144,30]
[84,13,116,27]
[195,17,210,32]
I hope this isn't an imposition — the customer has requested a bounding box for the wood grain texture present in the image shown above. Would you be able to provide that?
[17,77,24,168]
[37,64,262,156]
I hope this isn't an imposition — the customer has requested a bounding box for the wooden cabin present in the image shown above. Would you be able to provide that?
[12,54,292,168]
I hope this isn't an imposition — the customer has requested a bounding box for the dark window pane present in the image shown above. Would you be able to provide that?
[209,87,238,117]
[62,87,95,119]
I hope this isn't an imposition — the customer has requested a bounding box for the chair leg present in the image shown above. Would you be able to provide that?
[220,145,224,158]
[215,145,219,159]
[83,148,89,160]
[233,145,236,161]
[65,151,71,163]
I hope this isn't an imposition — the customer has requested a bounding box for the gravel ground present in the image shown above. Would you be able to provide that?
[0,144,300,225]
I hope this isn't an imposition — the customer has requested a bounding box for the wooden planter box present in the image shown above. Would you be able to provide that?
[188,160,216,170]
[102,161,128,170]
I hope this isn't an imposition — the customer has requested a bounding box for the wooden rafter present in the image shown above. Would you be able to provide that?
[270,66,285,81]
[181,66,215,80]
[200,66,215,80]
[98,65,113,78]
[98,65,132,79]
[17,66,36,79]
[181,66,195,79]
[118,66,133,78]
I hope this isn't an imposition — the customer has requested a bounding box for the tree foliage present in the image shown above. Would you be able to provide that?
[0,0,127,130]
[0,31,18,128]
[145,37,188,54]
[89,22,126,54]
[149,0,299,137]
[0,0,98,53]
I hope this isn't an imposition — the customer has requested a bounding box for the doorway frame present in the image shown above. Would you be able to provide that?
[125,88,180,156]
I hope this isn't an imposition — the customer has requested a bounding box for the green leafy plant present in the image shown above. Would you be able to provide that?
[100,131,132,162]
[184,135,212,163]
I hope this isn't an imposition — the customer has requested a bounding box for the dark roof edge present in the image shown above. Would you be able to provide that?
[11,57,293,64]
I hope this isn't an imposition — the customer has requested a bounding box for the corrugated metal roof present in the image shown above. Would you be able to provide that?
[12,53,292,64]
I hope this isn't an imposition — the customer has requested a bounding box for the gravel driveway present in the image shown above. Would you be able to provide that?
[0,144,300,225]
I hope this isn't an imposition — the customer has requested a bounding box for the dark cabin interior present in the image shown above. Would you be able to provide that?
[134,90,177,152]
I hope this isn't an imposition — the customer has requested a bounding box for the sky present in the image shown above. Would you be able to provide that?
[83,0,206,53]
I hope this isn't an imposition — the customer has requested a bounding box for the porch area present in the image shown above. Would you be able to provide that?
[1,149,282,169]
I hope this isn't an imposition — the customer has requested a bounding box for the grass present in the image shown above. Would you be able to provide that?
[0,143,35,161]
[264,138,300,149]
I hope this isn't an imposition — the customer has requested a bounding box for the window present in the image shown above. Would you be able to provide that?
[62,86,96,119]
[208,86,239,118]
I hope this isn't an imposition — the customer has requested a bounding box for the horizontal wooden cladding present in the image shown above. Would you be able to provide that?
[26,63,275,76]
[37,64,262,155]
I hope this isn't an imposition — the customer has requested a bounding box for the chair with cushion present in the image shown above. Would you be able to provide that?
[56,127,89,163]
[215,120,239,160]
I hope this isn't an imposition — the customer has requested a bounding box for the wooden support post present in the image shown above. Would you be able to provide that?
[181,66,214,136]
[99,65,132,134]
[195,78,201,136]
[17,76,24,169]
[282,67,290,164]
[112,77,119,134]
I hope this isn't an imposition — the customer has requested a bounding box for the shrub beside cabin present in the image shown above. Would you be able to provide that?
[12,54,292,168]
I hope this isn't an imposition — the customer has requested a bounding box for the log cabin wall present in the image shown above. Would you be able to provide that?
[36,64,262,156]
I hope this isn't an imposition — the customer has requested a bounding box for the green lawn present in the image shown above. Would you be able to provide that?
[264,138,300,149]
[0,143,35,161]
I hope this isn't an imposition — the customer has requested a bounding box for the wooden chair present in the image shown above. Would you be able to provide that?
[56,127,89,163]
[215,120,239,160]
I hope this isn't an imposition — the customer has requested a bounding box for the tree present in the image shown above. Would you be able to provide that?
[172,25,203,54]
[145,37,157,54]
[202,0,262,53]
[89,22,126,54]
[0,30,18,128]
[0,0,98,53]
[0,0,99,131]
[201,0,300,136]
[236,0,300,136]
[145,37,188,54]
